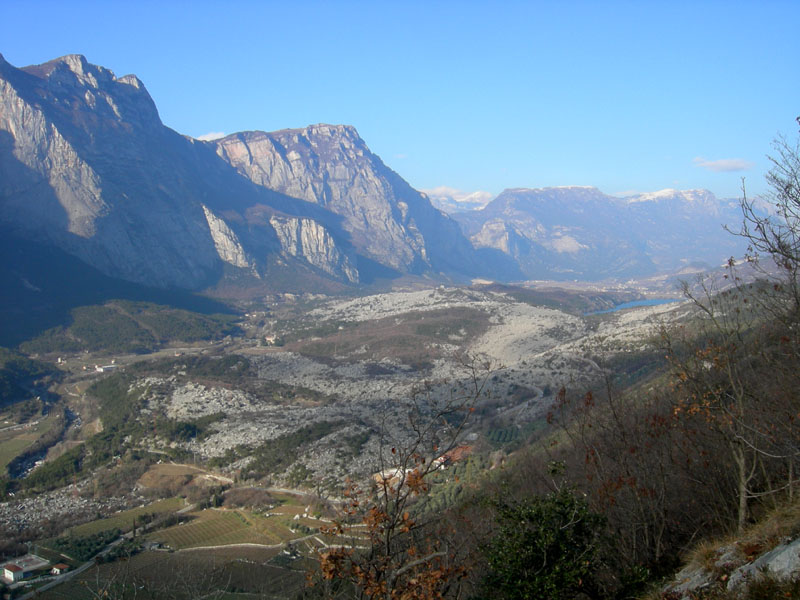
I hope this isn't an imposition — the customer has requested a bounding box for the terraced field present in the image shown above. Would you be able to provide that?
[38,548,309,600]
[149,508,294,549]
[137,462,234,494]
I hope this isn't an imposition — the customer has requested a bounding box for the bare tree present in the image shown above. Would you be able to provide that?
[736,118,800,320]
[309,355,495,600]
[664,121,800,531]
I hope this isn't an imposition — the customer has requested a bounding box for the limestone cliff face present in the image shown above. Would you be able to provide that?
[269,216,359,283]
[0,53,753,293]
[214,125,479,276]
[0,53,222,288]
[0,54,367,289]
[1,53,500,291]
[0,74,106,239]
[202,206,252,270]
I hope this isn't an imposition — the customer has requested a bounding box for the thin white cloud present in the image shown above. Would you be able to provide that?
[693,157,754,172]
[196,131,226,141]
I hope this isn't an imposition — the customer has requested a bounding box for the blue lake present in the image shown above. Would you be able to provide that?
[586,298,681,316]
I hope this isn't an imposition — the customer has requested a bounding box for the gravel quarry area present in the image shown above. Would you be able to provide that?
[306,287,505,323]
[117,288,686,483]
[0,484,133,535]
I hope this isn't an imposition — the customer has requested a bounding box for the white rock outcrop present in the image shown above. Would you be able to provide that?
[215,125,478,276]
[202,205,252,270]
[270,215,359,283]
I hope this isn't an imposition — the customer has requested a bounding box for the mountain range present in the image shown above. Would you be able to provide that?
[452,186,747,280]
[0,53,749,305]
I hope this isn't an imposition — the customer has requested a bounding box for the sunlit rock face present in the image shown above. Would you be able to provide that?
[0,52,750,292]
[214,125,482,277]
[0,53,226,288]
[202,206,252,270]
[269,215,359,283]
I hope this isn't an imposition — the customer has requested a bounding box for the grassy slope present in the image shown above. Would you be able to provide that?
[20,300,240,355]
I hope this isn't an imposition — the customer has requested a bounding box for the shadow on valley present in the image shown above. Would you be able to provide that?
[0,233,235,348]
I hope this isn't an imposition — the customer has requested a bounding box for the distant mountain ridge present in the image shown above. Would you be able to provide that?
[451,186,747,280]
[423,187,494,213]
[0,52,750,303]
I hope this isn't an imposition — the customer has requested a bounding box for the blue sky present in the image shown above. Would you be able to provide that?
[2,0,798,200]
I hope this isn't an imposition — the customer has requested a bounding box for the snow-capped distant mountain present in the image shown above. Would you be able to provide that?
[452,186,749,280]
[422,187,494,213]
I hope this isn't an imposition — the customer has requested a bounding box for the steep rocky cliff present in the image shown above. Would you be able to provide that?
[0,53,488,292]
[0,53,751,296]
[269,215,359,283]
[214,126,481,277]
[202,206,253,271]
[0,53,225,288]
[0,55,394,289]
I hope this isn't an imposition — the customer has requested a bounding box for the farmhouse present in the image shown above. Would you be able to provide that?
[1,554,51,582]
[2,564,22,583]
[372,467,407,490]
[432,445,473,470]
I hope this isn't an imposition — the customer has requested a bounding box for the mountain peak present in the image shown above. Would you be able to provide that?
[498,186,606,202]
[267,123,362,142]
[22,54,108,83]
[57,53,90,73]
[502,185,601,193]
[218,123,362,148]
[19,54,147,94]
[306,123,359,137]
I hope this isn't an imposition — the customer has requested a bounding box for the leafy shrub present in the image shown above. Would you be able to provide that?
[49,528,121,561]
[481,487,605,600]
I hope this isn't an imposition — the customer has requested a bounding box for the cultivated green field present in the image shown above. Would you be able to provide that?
[36,548,309,600]
[0,413,59,471]
[148,508,295,549]
[66,497,186,537]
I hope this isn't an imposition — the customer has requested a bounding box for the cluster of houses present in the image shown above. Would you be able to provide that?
[58,356,120,373]
[372,445,473,491]
[1,554,69,585]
